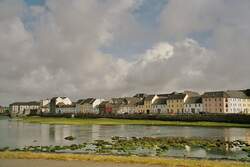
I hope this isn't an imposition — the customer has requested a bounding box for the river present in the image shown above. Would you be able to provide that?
[1,116,250,149]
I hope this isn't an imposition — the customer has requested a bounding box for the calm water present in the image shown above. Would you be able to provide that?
[1,116,250,148]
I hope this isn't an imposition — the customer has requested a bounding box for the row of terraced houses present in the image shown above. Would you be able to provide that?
[9,89,250,117]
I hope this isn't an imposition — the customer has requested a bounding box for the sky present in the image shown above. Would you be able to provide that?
[0,0,250,105]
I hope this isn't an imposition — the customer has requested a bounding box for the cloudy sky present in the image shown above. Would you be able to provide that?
[0,0,250,105]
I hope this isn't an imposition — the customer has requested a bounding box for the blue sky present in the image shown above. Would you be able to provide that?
[23,0,211,57]
[24,0,45,6]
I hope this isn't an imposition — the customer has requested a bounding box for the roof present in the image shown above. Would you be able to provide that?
[185,96,202,104]
[124,97,141,105]
[56,104,76,108]
[202,90,249,99]
[157,94,172,98]
[167,93,187,100]
[81,98,96,105]
[225,90,249,99]
[10,101,40,106]
[76,99,85,104]
[202,91,229,98]
[152,98,167,105]
[184,91,200,97]
[136,99,144,106]
[241,89,250,97]
[133,93,147,99]
[144,95,155,101]
[110,98,127,104]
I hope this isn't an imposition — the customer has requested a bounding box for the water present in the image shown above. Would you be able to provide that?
[1,116,250,148]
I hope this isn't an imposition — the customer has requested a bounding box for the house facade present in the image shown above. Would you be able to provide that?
[135,100,144,114]
[75,99,85,113]
[166,93,188,114]
[151,97,168,114]
[49,97,72,113]
[202,90,250,114]
[80,98,105,114]
[202,91,228,113]
[55,103,76,114]
[225,91,250,114]
[166,91,200,114]
[40,99,50,113]
[10,101,40,116]
[184,96,203,114]
[142,95,158,114]
[0,106,4,113]
[117,97,141,114]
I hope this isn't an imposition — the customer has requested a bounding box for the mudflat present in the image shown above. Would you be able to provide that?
[0,159,163,167]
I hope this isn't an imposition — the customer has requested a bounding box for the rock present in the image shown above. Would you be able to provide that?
[64,136,75,141]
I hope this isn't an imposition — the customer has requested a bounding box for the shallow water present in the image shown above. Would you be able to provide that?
[1,116,250,149]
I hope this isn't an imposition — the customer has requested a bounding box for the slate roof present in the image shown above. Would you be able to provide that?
[76,99,85,104]
[152,98,167,105]
[124,97,141,105]
[157,94,172,98]
[226,90,249,99]
[144,95,155,101]
[133,93,147,99]
[167,93,187,100]
[202,91,229,98]
[202,90,250,99]
[10,101,40,106]
[81,98,96,105]
[185,96,202,104]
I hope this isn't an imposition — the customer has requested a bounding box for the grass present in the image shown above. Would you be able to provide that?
[22,117,250,128]
[0,151,250,167]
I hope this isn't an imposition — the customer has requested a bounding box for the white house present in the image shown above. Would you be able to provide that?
[226,90,250,114]
[40,99,50,113]
[184,96,203,114]
[92,98,106,113]
[151,97,168,114]
[117,97,141,114]
[55,103,76,114]
[50,97,72,113]
[10,101,40,116]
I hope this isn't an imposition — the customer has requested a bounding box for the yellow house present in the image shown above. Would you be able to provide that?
[137,95,158,114]
[166,91,199,114]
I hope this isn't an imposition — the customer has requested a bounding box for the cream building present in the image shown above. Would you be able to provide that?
[184,96,203,114]
[10,101,40,116]
[202,90,250,114]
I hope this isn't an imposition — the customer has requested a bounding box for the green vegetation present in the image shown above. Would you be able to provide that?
[3,136,250,160]
[22,117,250,128]
[1,151,250,167]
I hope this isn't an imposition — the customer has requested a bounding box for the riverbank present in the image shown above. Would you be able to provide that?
[1,152,250,167]
[22,117,250,128]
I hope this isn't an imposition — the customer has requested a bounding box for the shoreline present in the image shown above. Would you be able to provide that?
[21,117,250,128]
[1,151,250,167]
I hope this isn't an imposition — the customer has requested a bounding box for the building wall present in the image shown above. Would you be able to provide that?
[117,106,136,114]
[0,107,4,113]
[135,104,144,114]
[10,105,40,115]
[227,98,250,114]
[184,103,203,113]
[80,104,93,113]
[151,104,167,114]
[167,99,184,114]
[56,107,75,114]
[202,97,226,113]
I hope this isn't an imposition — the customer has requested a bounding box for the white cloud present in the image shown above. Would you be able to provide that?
[0,0,250,105]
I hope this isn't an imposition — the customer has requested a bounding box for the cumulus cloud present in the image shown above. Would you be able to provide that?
[0,0,250,105]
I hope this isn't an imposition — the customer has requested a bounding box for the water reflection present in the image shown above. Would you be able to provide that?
[1,116,250,148]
